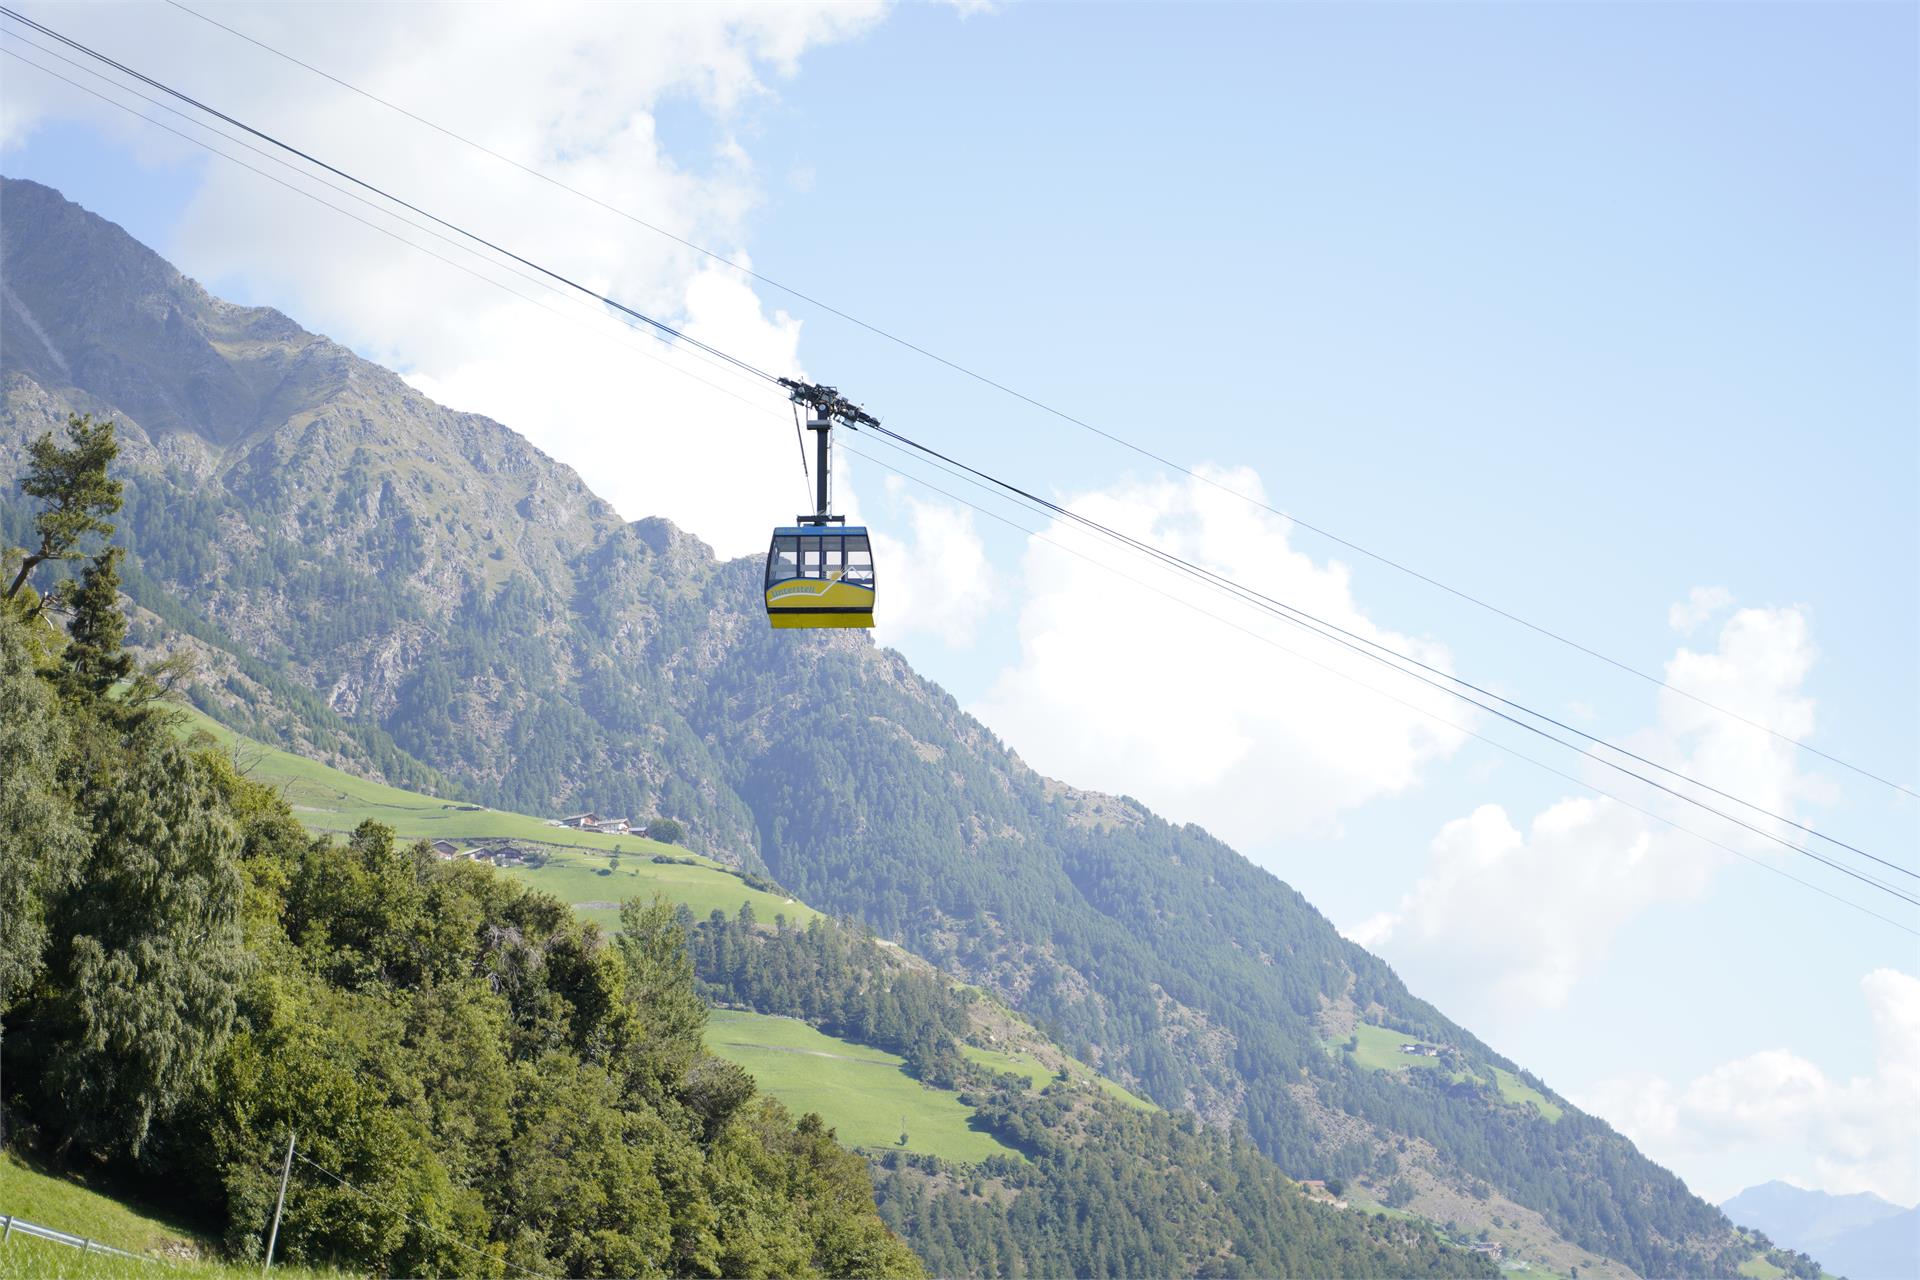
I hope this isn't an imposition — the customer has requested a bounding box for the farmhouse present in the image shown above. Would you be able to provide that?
[429,839,462,859]
[589,817,632,834]
[559,813,599,829]
[1400,1043,1443,1057]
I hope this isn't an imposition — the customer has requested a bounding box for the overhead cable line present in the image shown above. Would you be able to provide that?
[0,44,783,423]
[858,419,1920,885]
[0,5,782,391]
[6,13,1907,905]
[155,0,1917,803]
[839,436,1920,938]
[837,427,1920,909]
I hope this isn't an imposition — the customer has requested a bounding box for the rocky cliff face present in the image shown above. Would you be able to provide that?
[0,175,757,858]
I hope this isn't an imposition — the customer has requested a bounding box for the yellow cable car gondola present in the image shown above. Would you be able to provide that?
[766,380,877,629]
[764,524,874,628]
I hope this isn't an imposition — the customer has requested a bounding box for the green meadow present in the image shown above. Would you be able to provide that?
[961,1043,1053,1089]
[1337,1024,1563,1121]
[182,706,674,852]
[0,1153,339,1280]
[178,706,817,927]
[959,1044,1155,1112]
[497,848,819,931]
[1491,1066,1565,1122]
[705,1011,1020,1164]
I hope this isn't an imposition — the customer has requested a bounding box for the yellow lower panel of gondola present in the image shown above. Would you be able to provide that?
[768,612,873,629]
[765,578,875,629]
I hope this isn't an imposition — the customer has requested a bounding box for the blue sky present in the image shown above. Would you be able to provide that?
[3,0,1914,1204]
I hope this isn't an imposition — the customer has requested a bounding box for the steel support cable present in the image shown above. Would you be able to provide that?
[153,0,1919,803]
[848,419,1916,888]
[842,425,1919,904]
[792,401,814,508]
[840,436,1920,937]
[0,47,786,426]
[870,410,1911,881]
[6,11,1904,890]
[0,32,774,401]
[0,5,781,390]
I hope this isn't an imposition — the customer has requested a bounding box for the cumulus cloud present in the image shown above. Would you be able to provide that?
[1579,969,1920,1204]
[1669,585,1735,634]
[0,0,890,557]
[969,466,1468,845]
[868,476,996,648]
[1354,598,1823,1015]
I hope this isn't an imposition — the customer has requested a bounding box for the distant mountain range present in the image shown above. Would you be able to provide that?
[0,173,1820,1279]
[1722,1182,1918,1280]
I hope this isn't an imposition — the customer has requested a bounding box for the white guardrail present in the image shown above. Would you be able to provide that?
[0,1211,164,1264]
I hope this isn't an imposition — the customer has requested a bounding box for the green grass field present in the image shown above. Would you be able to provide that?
[179,707,818,928]
[0,1152,204,1259]
[961,1043,1053,1089]
[1737,1255,1787,1280]
[183,707,676,853]
[1089,1072,1157,1111]
[960,1043,1154,1112]
[498,848,818,931]
[1342,1022,1454,1074]
[0,1153,340,1279]
[1491,1066,1565,1122]
[706,1011,1021,1164]
[1335,1024,1564,1121]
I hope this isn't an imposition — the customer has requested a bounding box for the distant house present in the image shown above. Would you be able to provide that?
[1467,1242,1504,1259]
[430,839,462,859]
[1400,1043,1442,1057]
[589,818,631,835]
[559,813,599,829]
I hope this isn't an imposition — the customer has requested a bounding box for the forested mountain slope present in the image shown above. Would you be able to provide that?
[0,603,922,1279]
[0,175,1789,1277]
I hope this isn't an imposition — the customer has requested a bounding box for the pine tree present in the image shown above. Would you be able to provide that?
[5,414,121,602]
[59,545,132,702]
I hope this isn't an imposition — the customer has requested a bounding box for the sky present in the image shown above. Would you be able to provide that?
[2,0,1915,1208]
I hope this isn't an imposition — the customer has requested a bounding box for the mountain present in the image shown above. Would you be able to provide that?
[0,173,1810,1278]
[1723,1183,1919,1280]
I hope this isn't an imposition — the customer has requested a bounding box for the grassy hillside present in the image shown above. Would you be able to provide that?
[182,711,1158,1166]
[959,1043,1155,1111]
[1335,1023,1564,1122]
[706,1011,1020,1164]
[701,1010,1156,1170]
[179,706,816,926]
[0,1152,204,1259]
[0,1154,338,1280]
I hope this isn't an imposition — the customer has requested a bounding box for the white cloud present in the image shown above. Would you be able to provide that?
[969,466,1468,844]
[869,476,995,648]
[1670,584,1734,634]
[1355,598,1823,1016]
[1,0,891,558]
[1579,969,1920,1205]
